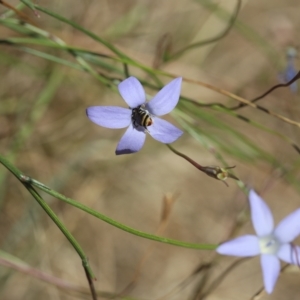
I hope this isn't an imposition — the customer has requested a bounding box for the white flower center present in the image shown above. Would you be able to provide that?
[259,234,280,255]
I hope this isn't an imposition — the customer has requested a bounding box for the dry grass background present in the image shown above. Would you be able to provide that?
[1,0,300,299]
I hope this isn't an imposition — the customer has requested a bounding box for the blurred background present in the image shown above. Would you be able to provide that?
[1,0,300,299]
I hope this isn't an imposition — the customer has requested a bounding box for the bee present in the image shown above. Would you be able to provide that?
[131,105,153,130]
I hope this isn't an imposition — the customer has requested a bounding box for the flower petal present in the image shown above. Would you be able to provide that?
[277,244,300,265]
[115,124,146,155]
[147,117,183,143]
[260,254,280,294]
[146,77,182,116]
[118,77,145,108]
[86,106,131,129]
[249,190,274,237]
[216,235,260,257]
[274,208,300,243]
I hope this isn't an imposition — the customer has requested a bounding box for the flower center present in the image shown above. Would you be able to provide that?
[131,105,153,129]
[259,234,280,255]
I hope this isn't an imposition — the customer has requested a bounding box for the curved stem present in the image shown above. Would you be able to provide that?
[0,155,97,300]
[32,178,216,250]
[0,154,216,251]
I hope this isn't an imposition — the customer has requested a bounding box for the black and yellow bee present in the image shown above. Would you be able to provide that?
[131,105,153,130]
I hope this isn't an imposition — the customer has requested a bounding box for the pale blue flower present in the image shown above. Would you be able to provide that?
[87,77,183,155]
[279,47,298,93]
[217,189,300,294]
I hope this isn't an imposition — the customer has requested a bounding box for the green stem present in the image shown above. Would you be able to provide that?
[0,155,97,299]
[32,179,216,250]
[25,185,95,279]
[0,155,216,251]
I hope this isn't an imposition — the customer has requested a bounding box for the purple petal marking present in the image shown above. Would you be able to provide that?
[86,106,131,129]
[147,117,183,143]
[146,77,182,116]
[277,244,300,265]
[260,254,280,294]
[118,77,146,108]
[249,190,274,237]
[115,123,146,155]
[274,208,300,243]
[216,235,260,257]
